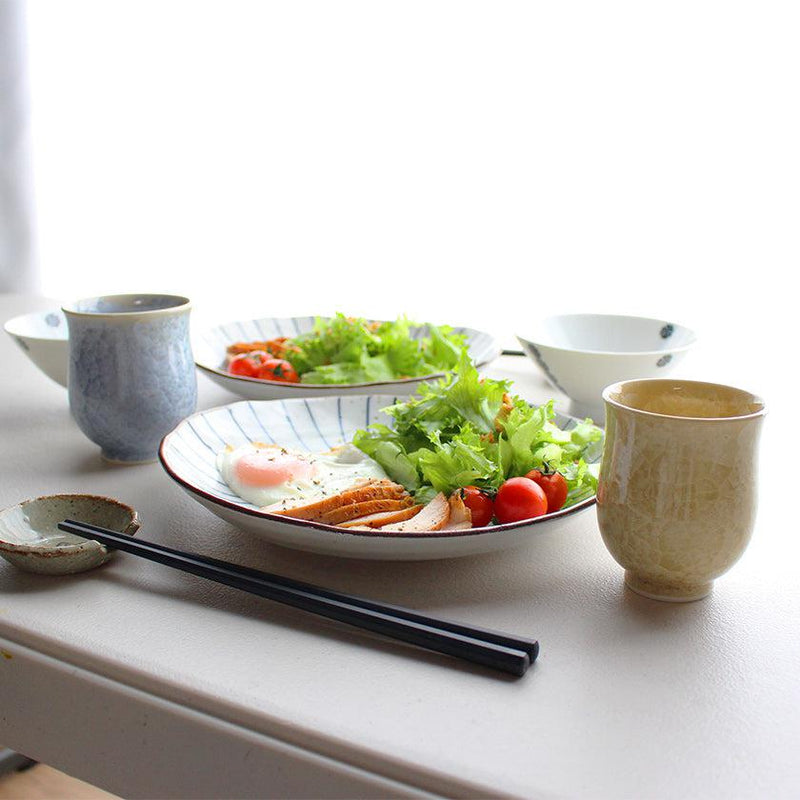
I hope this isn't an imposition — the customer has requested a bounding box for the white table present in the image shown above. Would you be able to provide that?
[1,293,798,799]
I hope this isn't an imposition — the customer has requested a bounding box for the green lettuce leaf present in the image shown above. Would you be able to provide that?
[287,313,470,384]
[415,427,502,494]
[352,355,604,507]
[352,425,421,490]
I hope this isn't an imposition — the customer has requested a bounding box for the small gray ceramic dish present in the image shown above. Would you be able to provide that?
[0,494,139,575]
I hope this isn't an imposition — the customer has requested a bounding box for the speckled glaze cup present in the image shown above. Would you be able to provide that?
[63,294,197,463]
[596,378,765,602]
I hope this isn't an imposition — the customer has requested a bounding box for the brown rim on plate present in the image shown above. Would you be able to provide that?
[157,402,596,541]
[193,317,501,390]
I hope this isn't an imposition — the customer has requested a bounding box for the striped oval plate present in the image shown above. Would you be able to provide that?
[192,316,500,400]
[158,395,598,560]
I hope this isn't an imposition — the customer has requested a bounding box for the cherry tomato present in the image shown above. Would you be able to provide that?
[494,477,548,524]
[228,351,270,377]
[460,486,494,527]
[256,358,300,383]
[525,469,568,513]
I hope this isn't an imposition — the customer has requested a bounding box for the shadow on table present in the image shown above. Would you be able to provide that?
[580,572,737,658]
[0,531,558,681]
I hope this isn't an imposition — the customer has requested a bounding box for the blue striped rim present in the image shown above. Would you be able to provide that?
[336,396,347,443]
[279,400,310,450]
[365,395,371,428]
[303,399,332,450]
[169,440,238,496]
[211,327,229,346]
[246,401,275,443]
[226,406,255,444]
[175,427,217,465]
[185,418,219,454]
[196,412,230,450]
[157,397,600,542]
[193,318,502,391]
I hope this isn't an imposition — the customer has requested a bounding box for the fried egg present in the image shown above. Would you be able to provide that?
[216,442,388,508]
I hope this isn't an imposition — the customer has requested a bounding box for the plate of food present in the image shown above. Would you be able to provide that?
[159,355,603,560]
[192,312,501,400]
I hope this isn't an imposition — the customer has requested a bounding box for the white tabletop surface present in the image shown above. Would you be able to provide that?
[1,293,799,799]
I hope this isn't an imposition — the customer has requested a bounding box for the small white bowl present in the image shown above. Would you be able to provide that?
[516,314,697,422]
[4,309,69,387]
[0,494,139,575]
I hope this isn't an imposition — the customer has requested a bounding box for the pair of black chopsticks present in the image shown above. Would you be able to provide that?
[57,520,538,677]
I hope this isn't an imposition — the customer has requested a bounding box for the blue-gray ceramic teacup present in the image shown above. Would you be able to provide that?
[63,294,197,463]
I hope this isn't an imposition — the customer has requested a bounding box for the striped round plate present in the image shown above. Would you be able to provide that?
[158,395,598,560]
[192,316,500,400]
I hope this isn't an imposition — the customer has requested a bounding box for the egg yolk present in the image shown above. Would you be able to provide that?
[234,450,315,487]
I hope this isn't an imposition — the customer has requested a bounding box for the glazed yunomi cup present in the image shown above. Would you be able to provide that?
[63,294,197,464]
[596,378,766,602]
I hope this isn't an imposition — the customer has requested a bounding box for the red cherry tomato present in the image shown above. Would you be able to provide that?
[228,351,270,377]
[461,486,494,527]
[256,358,300,383]
[494,477,548,524]
[525,469,568,513]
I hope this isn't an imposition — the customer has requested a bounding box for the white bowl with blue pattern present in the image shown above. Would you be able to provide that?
[193,316,501,400]
[158,395,599,560]
[516,314,697,423]
[4,308,69,387]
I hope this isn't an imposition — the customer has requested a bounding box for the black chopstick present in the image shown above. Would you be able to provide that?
[501,348,526,356]
[58,519,537,677]
[64,517,539,662]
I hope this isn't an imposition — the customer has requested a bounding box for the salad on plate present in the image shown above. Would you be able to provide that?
[160,354,605,556]
[208,353,603,531]
[225,313,468,385]
[350,352,604,527]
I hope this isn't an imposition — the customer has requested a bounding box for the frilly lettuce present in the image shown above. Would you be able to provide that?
[290,313,468,384]
[353,351,603,506]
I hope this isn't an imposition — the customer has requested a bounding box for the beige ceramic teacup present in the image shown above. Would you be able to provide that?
[596,378,765,602]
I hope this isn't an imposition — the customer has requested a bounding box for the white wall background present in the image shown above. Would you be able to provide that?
[21,1,799,393]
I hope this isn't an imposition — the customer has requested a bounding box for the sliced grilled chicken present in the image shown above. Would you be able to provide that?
[263,479,407,521]
[338,504,424,529]
[318,497,415,526]
[380,492,450,532]
[443,492,473,530]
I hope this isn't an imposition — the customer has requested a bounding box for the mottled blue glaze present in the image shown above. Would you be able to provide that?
[64,295,197,463]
